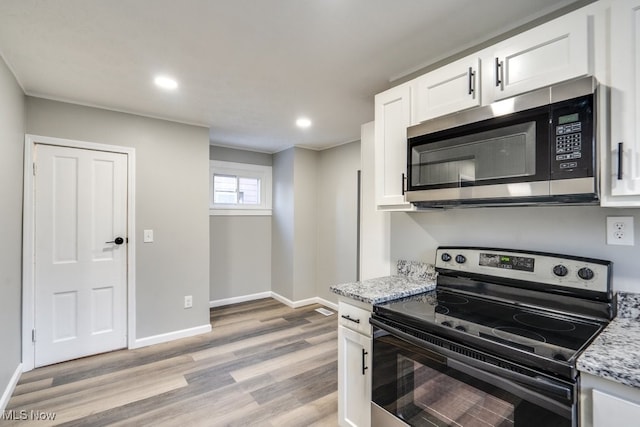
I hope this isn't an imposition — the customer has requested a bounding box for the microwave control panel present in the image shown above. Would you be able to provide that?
[551,94,593,179]
[555,118,582,169]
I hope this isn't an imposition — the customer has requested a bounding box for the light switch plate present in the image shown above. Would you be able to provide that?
[143,229,154,243]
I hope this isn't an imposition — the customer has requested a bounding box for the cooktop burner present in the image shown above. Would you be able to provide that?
[514,313,577,332]
[492,326,546,343]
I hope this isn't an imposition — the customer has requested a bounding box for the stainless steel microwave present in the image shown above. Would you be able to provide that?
[405,77,598,208]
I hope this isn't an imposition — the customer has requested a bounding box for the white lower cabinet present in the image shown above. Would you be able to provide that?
[580,372,640,427]
[338,300,372,427]
[592,389,640,426]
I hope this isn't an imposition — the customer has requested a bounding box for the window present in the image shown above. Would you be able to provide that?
[210,160,272,215]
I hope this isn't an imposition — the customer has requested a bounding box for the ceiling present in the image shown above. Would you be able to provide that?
[0,0,586,153]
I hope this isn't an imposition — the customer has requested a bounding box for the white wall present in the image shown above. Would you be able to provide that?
[0,55,25,405]
[272,148,295,300]
[316,141,361,303]
[26,97,211,339]
[390,206,640,292]
[293,147,319,301]
[209,145,272,303]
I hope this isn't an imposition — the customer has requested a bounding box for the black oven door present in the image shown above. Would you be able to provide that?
[371,319,576,427]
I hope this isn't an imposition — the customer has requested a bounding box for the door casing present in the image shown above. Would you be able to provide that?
[22,134,136,372]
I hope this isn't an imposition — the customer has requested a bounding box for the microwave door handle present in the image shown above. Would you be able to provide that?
[402,173,406,196]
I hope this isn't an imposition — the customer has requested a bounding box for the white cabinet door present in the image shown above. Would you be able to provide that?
[610,0,640,197]
[374,83,413,210]
[338,325,372,427]
[488,10,589,102]
[414,55,481,123]
[593,389,640,427]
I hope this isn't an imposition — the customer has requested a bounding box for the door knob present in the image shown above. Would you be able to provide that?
[106,237,125,245]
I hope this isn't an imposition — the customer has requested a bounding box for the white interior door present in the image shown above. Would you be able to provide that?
[34,143,128,367]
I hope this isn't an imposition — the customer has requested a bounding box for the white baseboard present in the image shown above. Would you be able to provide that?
[315,297,338,312]
[0,363,22,412]
[209,291,272,308]
[132,324,212,349]
[271,292,318,308]
[210,292,338,312]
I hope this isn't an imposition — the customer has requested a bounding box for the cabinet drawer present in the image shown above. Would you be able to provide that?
[338,301,371,336]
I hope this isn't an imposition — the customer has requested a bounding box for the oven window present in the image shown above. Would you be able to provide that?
[398,354,516,426]
[373,333,571,427]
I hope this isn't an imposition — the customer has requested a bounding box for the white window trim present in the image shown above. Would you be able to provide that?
[209,160,272,216]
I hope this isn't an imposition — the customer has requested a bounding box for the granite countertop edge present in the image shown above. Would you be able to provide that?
[330,275,437,305]
[577,292,640,390]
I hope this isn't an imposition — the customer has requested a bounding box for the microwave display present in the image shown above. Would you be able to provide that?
[559,113,579,124]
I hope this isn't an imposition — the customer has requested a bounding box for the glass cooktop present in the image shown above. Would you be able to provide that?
[375,289,604,363]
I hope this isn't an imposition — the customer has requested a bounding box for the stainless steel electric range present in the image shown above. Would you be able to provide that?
[370,247,615,427]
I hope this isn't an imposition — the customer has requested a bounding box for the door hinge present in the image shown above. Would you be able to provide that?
[33,163,36,176]
[32,329,36,342]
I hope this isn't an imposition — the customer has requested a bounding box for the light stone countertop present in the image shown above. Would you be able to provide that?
[577,292,640,389]
[329,260,436,305]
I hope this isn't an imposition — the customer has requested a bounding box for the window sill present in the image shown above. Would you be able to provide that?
[209,209,272,216]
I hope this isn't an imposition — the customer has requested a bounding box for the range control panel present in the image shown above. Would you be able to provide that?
[436,247,611,293]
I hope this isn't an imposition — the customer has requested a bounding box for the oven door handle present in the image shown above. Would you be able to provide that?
[370,318,574,405]
[447,357,572,400]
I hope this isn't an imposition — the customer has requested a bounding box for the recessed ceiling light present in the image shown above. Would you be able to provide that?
[296,117,312,128]
[154,76,178,90]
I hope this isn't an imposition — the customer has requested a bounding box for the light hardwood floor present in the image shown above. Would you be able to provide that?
[3,299,339,426]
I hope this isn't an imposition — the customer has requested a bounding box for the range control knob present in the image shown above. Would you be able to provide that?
[455,325,467,333]
[441,321,453,328]
[441,253,452,262]
[455,254,467,264]
[553,265,568,277]
[578,267,595,281]
[553,353,568,362]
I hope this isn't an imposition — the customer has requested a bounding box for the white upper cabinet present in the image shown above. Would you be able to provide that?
[374,82,414,209]
[609,0,640,199]
[413,55,481,123]
[486,10,590,102]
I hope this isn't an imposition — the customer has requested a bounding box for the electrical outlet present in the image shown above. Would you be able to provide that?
[606,216,634,246]
[184,295,193,309]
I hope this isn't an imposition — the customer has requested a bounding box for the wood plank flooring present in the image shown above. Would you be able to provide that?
[3,298,339,426]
